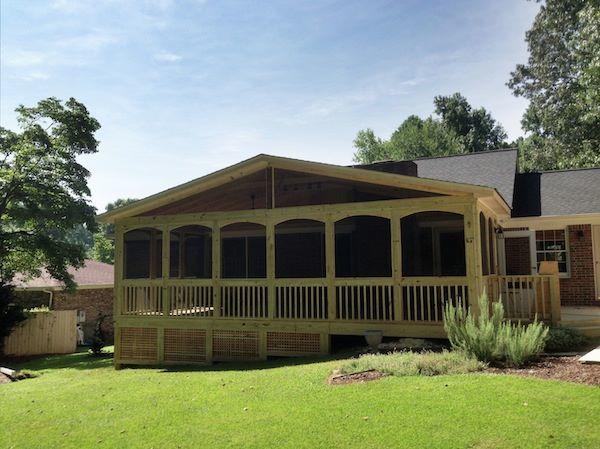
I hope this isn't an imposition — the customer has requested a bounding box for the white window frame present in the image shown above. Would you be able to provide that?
[499,228,570,278]
[534,228,571,278]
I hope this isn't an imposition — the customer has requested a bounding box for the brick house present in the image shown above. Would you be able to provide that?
[14,260,114,342]
[398,149,600,307]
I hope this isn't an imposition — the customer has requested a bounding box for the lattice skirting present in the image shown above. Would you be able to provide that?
[266,332,321,355]
[119,327,158,361]
[164,329,207,363]
[212,329,260,361]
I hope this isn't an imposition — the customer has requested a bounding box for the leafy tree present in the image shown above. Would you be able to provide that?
[0,97,99,351]
[508,0,600,171]
[353,94,508,163]
[89,197,138,264]
[434,93,508,153]
[0,97,100,290]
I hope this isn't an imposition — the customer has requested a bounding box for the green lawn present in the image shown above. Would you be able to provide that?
[1,349,599,449]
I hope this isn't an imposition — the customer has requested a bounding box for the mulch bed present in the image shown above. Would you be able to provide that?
[329,369,388,385]
[487,356,600,386]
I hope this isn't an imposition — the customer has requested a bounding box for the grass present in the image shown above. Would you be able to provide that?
[339,350,485,377]
[1,348,599,449]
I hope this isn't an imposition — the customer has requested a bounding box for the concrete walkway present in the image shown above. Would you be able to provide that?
[579,346,600,364]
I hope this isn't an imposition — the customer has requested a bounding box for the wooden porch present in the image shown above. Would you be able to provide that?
[111,194,561,366]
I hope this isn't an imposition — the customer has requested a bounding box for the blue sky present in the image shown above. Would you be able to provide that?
[1,0,540,212]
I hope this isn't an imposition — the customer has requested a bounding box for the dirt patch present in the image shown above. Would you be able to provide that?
[328,369,388,385]
[487,356,600,386]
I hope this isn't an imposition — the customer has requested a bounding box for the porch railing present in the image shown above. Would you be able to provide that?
[486,275,561,323]
[120,274,560,324]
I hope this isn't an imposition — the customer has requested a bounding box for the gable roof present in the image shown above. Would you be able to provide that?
[14,259,114,290]
[98,154,503,223]
[512,168,600,217]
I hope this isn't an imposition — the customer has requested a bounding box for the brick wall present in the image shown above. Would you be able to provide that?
[560,224,596,306]
[504,237,531,275]
[52,288,114,343]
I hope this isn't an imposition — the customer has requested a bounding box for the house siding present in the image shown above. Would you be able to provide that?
[504,237,531,275]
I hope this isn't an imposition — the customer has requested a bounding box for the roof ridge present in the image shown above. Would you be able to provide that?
[408,147,518,162]
[535,166,600,174]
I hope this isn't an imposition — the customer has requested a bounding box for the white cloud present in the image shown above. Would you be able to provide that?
[3,50,46,67]
[20,72,50,82]
[153,52,183,62]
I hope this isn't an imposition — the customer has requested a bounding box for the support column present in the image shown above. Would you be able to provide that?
[266,220,276,319]
[464,199,482,316]
[212,222,221,318]
[113,224,124,367]
[325,216,336,320]
[161,225,170,316]
[391,211,403,322]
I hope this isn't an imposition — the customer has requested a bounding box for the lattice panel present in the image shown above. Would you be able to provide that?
[266,332,321,355]
[164,329,207,363]
[212,330,259,361]
[119,327,157,361]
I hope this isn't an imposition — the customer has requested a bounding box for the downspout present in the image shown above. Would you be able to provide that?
[43,289,54,308]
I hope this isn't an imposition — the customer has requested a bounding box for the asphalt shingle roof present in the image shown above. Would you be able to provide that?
[512,168,600,217]
[14,259,114,289]
[413,149,518,207]
[356,149,519,207]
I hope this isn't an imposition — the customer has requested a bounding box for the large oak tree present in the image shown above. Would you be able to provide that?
[508,0,600,171]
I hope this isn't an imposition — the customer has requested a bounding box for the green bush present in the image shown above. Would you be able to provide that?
[544,326,588,353]
[339,350,485,377]
[443,292,548,367]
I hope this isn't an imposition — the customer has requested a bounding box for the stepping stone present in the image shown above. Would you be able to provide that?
[579,347,600,364]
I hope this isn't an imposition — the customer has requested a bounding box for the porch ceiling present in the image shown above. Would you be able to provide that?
[98,154,506,223]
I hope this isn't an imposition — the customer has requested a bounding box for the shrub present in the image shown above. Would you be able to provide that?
[499,320,548,367]
[444,292,548,367]
[544,326,588,353]
[0,283,27,355]
[88,313,108,356]
[339,350,485,377]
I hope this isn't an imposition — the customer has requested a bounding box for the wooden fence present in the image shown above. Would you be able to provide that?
[3,310,77,356]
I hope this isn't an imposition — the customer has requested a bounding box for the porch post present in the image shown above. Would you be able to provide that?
[464,199,482,316]
[212,222,221,318]
[161,225,170,316]
[325,216,336,320]
[391,211,403,321]
[266,219,276,319]
[550,275,561,324]
[113,223,124,367]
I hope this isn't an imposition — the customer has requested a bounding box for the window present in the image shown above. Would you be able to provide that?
[488,218,496,274]
[335,216,391,277]
[170,225,212,278]
[401,211,465,276]
[221,223,266,278]
[275,219,325,278]
[535,230,568,274]
[479,213,489,276]
[123,228,162,279]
